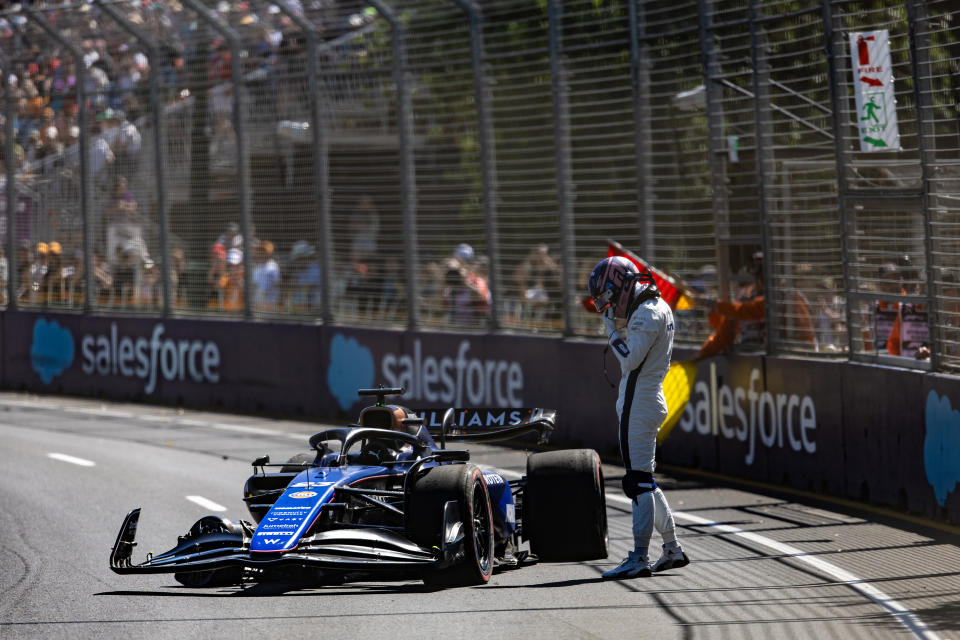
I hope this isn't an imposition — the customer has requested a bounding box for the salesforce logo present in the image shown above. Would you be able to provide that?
[30,318,75,383]
[924,390,960,507]
[80,323,221,394]
[327,334,375,410]
[380,338,524,406]
[325,334,526,410]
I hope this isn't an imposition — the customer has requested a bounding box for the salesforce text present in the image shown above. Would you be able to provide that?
[80,323,220,394]
[381,339,523,406]
[678,367,816,465]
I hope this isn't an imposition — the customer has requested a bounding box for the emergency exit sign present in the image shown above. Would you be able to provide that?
[849,30,900,151]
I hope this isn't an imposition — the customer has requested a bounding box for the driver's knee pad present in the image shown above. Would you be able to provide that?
[622,469,657,500]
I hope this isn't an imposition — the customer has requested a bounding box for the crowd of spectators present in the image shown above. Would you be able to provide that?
[0,0,344,310]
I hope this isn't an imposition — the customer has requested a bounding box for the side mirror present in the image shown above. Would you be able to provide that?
[440,408,455,450]
[252,455,270,471]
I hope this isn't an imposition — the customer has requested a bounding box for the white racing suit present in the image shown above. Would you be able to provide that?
[605,293,679,551]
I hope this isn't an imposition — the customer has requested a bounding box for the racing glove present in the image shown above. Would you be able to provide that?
[602,307,618,339]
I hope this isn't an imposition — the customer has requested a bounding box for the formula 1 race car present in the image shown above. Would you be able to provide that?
[110,386,608,588]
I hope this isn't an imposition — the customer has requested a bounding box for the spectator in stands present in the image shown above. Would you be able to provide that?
[62,249,83,306]
[288,240,322,312]
[513,243,560,322]
[216,222,243,251]
[207,242,228,309]
[112,243,137,307]
[90,118,115,184]
[39,107,60,154]
[42,241,63,304]
[783,263,817,350]
[104,108,142,178]
[104,175,137,226]
[0,125,24,173]
[442,243,491,323]
[23,129,45,166]
[170,247,187,308]
[27,242,50,304]
[252,240,280,310]
[141,258,159,308]
[222,247,245,311]
[813,276,845,353]
[348,195,379,315]
[92,249,113,303]
[693,251,765,361]
[16,240,32,302]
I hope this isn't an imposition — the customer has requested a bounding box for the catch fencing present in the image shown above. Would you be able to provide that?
[2,0,959,372]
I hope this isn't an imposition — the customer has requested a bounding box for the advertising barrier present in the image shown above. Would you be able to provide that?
[4,310,960,525]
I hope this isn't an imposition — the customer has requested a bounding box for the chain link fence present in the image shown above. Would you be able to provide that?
[1,0,959,372]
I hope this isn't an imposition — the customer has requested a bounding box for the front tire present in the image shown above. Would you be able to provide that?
[406,463,494,587]
[173,517,246,587]
[524,449,608,561]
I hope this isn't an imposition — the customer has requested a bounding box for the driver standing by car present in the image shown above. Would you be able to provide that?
[588,256,689,579]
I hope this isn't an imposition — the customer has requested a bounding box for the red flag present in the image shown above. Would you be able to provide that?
[606,239,692,311]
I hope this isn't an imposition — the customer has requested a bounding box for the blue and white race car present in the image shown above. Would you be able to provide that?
[110,386,608,588]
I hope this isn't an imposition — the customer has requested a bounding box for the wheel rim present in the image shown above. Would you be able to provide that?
[472,480,492,575]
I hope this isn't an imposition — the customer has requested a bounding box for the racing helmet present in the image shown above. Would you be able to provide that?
[589,256,639,318]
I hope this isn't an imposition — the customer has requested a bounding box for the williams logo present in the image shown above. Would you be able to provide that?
[31,318,75,384]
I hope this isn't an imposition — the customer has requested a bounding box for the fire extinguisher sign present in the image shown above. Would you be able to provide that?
[849,30,900,152]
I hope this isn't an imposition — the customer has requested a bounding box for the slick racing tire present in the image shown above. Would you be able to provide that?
[406,463,494,587]
[244,453,316,522]
[524,449,608,561]
[174,517,246,588]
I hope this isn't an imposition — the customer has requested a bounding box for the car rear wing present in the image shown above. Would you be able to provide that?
[417,407,556,448]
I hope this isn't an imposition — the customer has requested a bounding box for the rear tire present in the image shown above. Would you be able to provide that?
[524,449,608,561]
[406,464,494,587]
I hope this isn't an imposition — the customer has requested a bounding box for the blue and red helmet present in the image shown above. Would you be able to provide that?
[589,256,639,318]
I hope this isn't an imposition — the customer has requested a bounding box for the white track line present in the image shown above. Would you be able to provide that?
[487,466,937,640]
[185,495,227,512]
[47,452,96,467]
[611,491,939,640]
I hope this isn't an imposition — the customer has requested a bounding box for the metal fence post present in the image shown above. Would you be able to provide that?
[0,48,15,310]
[274,1,335,324]
[450,0,500,332]
[629,0,653,261]
[181,0,253,319]
[697,0,731,302]
[96,0,172,317]
[368,0,419,331]
[548,0,577,337]
[748,0,776,354]
[822,0,856,358]
[906,0,940,370]
[23,7,93,311]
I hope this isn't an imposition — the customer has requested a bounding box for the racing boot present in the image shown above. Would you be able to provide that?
[652,543,689,572]
[601,550,651,580]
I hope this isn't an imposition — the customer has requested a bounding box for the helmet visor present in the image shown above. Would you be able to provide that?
[593,286,614,313]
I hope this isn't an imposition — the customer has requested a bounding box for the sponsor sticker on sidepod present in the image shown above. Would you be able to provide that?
[289,491,318,499]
